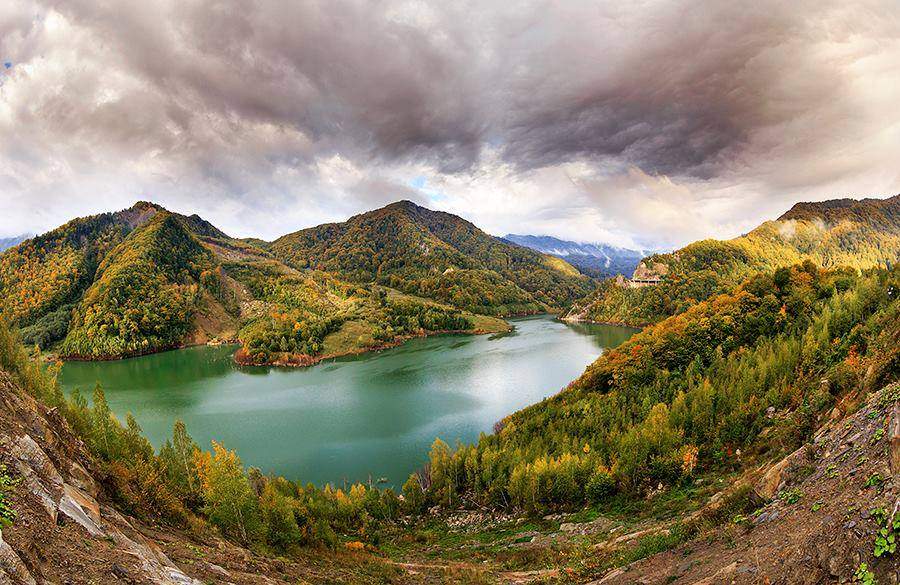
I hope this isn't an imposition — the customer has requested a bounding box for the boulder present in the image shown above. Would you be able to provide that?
[58,483,104,536]
[753,445,807,500]
[67,461,100,499]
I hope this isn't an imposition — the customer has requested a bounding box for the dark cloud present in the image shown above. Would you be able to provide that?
[1,0,898,245]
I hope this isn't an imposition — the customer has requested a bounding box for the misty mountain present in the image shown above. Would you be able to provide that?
[503,234,648,278]
[0,234,30,252]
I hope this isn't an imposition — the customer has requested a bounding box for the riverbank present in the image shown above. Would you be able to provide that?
[233,322,512,368]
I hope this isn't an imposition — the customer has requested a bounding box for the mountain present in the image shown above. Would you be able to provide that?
[0,234,30,252]
[270,200,593,316]
[503,234,648,278]
[566,194,900,325]
[0,201,512,362]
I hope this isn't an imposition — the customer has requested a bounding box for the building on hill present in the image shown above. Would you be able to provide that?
[615,261,668,288]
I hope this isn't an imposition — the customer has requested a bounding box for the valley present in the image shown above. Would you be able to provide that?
[0,194,898,584]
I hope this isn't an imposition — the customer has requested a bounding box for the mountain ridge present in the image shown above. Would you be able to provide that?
[0,201,532,362]
[269,199,593,316]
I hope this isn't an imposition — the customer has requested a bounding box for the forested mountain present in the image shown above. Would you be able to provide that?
[4,261,895,583]
[270,200,593,316]
[0,201,510,362]
[2,198,898,583]
[567,194,900,325]
[503,233,648,278]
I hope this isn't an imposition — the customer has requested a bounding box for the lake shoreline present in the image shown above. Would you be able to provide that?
[233,324,513,368]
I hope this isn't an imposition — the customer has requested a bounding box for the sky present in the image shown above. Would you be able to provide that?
[1,1,899,249]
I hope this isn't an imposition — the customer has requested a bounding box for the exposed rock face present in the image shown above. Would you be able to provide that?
[0,373,206,584]
[631,261,668,282]
[0,529,36,585]
[752,444,809,500]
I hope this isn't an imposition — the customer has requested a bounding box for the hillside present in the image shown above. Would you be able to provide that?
[0,322,420,584]
[270,201,593,316]
[567,194,900,326]
[0,202,508,364]
[503,234,648,278]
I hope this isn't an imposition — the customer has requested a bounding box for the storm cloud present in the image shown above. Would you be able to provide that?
[1,0,898,247]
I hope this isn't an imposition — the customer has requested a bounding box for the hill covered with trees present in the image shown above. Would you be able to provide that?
[412,260,899,513]
[567,194,900,326]
[269,200,593,316]
[2,261,896,582]
[0,201,511,362]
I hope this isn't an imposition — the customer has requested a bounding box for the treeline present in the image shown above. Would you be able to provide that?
[0,320,407,550]
[403,262,899,514]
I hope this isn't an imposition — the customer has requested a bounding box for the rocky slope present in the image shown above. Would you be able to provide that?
[587,383,900,584]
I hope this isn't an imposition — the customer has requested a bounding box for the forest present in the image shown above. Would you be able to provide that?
[410,261,900,513]
[269,200,593,315]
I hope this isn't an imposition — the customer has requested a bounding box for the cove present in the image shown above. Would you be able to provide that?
[59,315,635,487]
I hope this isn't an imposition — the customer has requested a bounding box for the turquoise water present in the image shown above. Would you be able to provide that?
[59,315,634,487]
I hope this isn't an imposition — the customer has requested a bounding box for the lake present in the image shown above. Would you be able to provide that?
[59,315,634,487]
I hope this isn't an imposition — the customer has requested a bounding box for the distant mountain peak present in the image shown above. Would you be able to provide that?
[383,199,422,211]
[504,234,647,279]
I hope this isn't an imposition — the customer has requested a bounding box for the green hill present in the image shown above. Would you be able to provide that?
[59,212,214,358]
[0,201,508,362]
[413,260,900,512]
[567,194,900,326]
[270,200,593,316]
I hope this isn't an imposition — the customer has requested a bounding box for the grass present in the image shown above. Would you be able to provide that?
[322,319,377,354]
[541,255,583,278]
